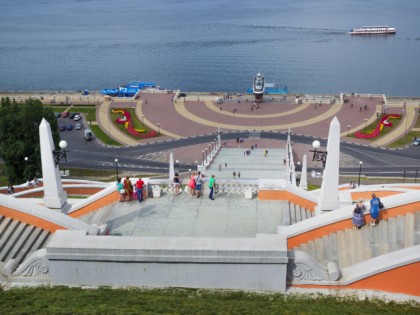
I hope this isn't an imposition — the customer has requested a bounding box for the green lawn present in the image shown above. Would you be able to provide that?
[89,125,121,146]
[0,287,418,315]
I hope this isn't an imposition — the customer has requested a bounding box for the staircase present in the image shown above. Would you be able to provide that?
[283,202,314,226]
[0,215,51,265]
[293,211,419,269]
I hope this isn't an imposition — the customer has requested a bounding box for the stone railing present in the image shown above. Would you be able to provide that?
[148,179,259,196]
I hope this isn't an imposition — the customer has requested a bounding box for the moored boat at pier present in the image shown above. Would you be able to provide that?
[253,73,265,100]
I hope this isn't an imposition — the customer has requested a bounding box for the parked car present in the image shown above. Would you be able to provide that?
[62,111,70,118]
[74,114,82,121]
[55,112,61,118]
[69,112,77,119]
[59,124,65,131]
[66,124,73,131]
[75,123,82,130]
[413,137,420,146]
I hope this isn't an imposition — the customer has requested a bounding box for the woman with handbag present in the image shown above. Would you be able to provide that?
[369,194,382,226]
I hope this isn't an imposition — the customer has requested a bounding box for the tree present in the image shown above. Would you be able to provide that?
[0,97,60,184]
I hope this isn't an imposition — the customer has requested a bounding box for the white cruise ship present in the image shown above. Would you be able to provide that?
[349,25,396,35]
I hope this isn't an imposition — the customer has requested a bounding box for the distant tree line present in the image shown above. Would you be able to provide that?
[0,97,60,184]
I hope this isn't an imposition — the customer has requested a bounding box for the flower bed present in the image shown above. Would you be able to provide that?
[355,114,401,139]
[111,109,158,138]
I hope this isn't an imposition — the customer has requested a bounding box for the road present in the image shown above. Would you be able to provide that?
[59,120,420,179]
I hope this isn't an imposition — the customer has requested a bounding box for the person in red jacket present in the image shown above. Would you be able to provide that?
[136,177,145,203]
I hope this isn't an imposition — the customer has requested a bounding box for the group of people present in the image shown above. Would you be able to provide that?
[116,176,145,204]
[352,194,383,229]
[187,171,217,200]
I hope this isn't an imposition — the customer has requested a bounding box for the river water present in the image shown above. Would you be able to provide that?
[0,0,419,96]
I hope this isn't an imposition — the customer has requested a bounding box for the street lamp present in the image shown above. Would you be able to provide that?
[202,150,205,165]
[357,161,363,186]
[309,140,328,168]
[347,124,351,137]
[141,115,145,128]
[364,118,368,132]
[195,161,198,172]
[205,148,208,163]
[376,111,380,123]
[52,140,68,166]
[156,123,161,135]
[175,160,179,173]
[115,158,119,180]
[402,109,408,144]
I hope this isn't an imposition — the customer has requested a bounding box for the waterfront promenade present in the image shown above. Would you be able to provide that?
[94,91,417,166]
[1,90,418,166]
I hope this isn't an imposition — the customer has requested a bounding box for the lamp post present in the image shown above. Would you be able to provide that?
[364,118,368,132]
[195,161,198,172]
[175,160,179,173]
[357,161,363,186]
[52,140,68,166]
[156,123,161,135]
[402,109,408,144]
[141,115,145,128]
[24,156,29,180]
[202,150,205,165]
[205,148,208,163]
[376,111,380,123]
[347,124,351,137]
[309,140,328,168]
[115,158,119,180]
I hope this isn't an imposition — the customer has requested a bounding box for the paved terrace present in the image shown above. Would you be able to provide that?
[80,148,289,238]
[93,92,417,167]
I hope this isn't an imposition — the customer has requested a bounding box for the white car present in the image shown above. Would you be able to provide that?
[75,123,82,130]
[74,114,82,121]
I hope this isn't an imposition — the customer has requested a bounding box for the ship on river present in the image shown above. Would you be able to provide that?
[252,73,265,100]
[349,25,396,35]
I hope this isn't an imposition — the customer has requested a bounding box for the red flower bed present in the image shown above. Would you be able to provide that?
[112,109,158,138]
[354,114,401,139]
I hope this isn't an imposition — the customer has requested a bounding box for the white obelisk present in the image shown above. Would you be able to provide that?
[299,154,308,190]
[316,117,341,214]
[39,118,68,210]
[169,151,174,180]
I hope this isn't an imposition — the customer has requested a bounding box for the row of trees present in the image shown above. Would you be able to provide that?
[0,97,60,184]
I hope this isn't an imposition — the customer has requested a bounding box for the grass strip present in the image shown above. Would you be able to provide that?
[0,287,418,315]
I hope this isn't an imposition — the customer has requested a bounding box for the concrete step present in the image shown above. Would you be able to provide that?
[405,213,415,247]
[370,223,380,258]
[396,215,406,249]
[282,205,291,226]
[16,227,44,264]
[0,221,26,261]
[353,226,363,264]
[295,204,302,223]
[379,220,389,255]
[414,211,420,245]
[322,235,331,266]
[361,226,373,260]
[344,228,354,267]
[329,233,339,267]
[289,203,296,224]
[0,220,19,254]
[0,217,13,240]
[7,225,35,261]
[314,238,323,263]
[307,240,315,258]
[387,217,397,252]
[336,230,347,269]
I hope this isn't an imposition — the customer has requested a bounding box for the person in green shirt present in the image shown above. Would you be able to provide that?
[208,174,216,200]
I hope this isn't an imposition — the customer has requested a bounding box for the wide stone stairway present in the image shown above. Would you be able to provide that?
[293,211,420,270]
[207,148,287,180]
